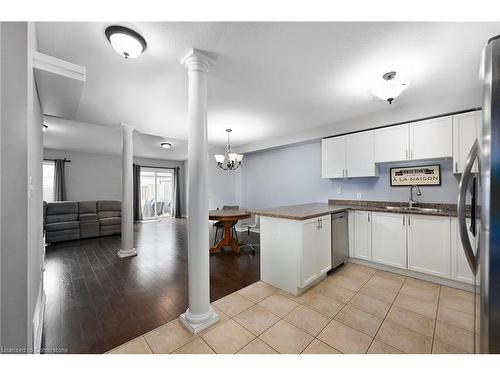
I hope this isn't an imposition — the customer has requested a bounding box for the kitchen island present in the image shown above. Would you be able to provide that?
[253,203,348,295]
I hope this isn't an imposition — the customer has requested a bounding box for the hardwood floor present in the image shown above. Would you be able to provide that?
[41,218,260,354]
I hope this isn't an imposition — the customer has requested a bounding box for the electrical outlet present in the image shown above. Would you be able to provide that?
[337,187,342,194]
[356,193,362,200]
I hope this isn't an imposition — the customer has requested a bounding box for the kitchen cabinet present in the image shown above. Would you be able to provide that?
[348,210,355,257]
[407,214,451,278]
[345,131,377,177]
[371,212,407,269]
[453,110,482,174]
[321,137,346,178]
[409,116,453,160]
[322,131,377,178]
[451,217,477,284]
[374,124,410,163]
[353,210,372,261]
[260,214,332,295]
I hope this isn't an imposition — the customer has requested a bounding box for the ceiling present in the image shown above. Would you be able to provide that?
[37,22,500,159]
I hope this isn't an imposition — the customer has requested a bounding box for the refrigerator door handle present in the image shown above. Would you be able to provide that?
[457,139,480,275]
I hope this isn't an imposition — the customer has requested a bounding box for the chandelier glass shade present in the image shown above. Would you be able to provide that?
[371,71,410,104]
[214,129,243,170]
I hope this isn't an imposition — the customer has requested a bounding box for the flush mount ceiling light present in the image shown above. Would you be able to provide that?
[42,124,48,132]
[105,26,147,59]
[214,129,243,171]
[371,71,410,104]
[160,142,172,149]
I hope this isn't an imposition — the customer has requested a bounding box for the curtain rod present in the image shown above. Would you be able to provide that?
[44,158,71,163]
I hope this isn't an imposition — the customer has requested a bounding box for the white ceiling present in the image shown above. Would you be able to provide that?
[37,22,500,158]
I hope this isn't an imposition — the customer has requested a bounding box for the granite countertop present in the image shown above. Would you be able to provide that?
[251,200,466,220]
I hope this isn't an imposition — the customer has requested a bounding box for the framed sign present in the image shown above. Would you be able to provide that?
[390,164,441,187]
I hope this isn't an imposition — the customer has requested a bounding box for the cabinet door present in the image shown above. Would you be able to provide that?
[452,111,481,174]
[346,131,376,177]
[451,217,476,284]
[301,218,320,287]
[371,212,407,269]
[410,116,453,160]
[354,211,372,261]
[407,215,451,278]
[321,137,346,178]
[374,124,410,163]
[317,215,332,274]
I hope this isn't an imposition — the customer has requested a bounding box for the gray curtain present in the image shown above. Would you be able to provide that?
[133,164,142,221]
[173,167,182,218]
[53,159,66,201]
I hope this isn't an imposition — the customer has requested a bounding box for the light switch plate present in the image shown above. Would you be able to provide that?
[337,187,342,194]
[356,193,362,200]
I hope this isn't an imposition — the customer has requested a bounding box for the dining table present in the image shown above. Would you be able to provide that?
[209,209,251,253]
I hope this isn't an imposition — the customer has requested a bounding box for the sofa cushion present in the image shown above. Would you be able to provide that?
[79,201,97,214]
[99,217,121,226]
[80,221,99,239]
[98,210,121,219]
[45,221,80,232]
[79,213,98,222]
[46,213,79,223]
[46,228,80,243]
[97,200,121,212]
[46,201,79,215]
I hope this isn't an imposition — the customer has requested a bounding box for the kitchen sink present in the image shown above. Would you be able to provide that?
[385,206,443,213]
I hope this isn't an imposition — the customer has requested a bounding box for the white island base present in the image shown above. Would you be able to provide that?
[260,215,332,296]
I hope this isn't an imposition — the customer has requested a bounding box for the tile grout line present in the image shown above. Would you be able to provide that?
[430,285,442,353]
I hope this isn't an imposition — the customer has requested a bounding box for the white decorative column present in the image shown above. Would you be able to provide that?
[117,123,137,258]
[179,49,219,333]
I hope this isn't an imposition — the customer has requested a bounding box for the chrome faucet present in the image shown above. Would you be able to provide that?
[409,185,422,208]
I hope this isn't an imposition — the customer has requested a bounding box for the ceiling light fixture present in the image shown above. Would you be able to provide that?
[42,124,48,132]
[105,26,147,59]
[371,71,410,104]
[214,129,243,171]
[160,142,172,149]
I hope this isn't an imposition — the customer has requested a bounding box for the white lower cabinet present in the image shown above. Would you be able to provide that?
[371,212,407,269]
[260,214,332,295]
[451,217,476,284]
[407,215,451,278]
[353,211,372,261]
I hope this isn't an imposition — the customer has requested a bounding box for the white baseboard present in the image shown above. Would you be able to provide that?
[347,258,474,292]
[33,284,46,354]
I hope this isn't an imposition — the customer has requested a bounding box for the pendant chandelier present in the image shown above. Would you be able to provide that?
[214,129,243,170]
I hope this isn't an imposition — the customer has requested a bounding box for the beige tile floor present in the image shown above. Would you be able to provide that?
[108,262,476,354]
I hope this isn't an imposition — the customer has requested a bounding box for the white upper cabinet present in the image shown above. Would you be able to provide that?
[453,110,481,174]
[409,116,453,160]
[374,124,410,163]
[407,214,451,278]
[321,137,346,178]
[345,131,376,177]
[371,212,407,269]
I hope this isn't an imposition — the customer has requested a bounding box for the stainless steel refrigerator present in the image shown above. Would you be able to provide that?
[458,34,500,354]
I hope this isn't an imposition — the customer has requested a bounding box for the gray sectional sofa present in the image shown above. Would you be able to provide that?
[44,200,121,243]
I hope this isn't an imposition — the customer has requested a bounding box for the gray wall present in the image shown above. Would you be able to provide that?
[43,149,188,216]
[239,140,460,209]
[0,22,43,352]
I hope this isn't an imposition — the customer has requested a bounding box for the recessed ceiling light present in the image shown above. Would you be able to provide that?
[105,26,147,59]
[42,124,48,132]
[161,142,172,149]
[371,71,410,104]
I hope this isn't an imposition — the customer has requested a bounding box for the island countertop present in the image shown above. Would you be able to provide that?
[250,203,349,220]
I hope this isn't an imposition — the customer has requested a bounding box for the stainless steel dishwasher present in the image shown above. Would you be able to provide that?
[331,211,349,269]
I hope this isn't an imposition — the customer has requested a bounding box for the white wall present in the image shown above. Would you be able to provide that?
[43,149,188,216]
[239,141,460,209]
[0,22,43,352]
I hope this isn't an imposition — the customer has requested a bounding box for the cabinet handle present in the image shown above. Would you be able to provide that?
[403,216,405,226]
[405,149,408,160]
[408,216,411,226]
[346,168,348,177]
[368,213,370,222]
[455,161,458,172]
[411,149,414,159]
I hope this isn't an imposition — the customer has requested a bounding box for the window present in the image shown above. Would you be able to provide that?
[43,160,55,202]
[140,168,174,220]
